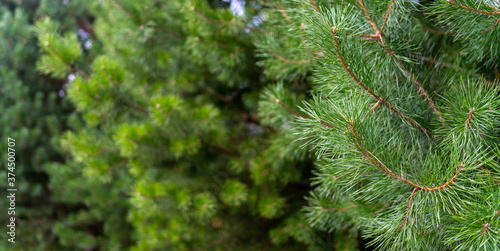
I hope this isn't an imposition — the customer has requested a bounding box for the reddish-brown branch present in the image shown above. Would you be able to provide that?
[321,204,359,212]
[465,107,476,130]
[398,187,418,231]
[380,0,396,34]
[277,2,292,23]
[409,54,492,84]
[358,0,379,33]
[446,0,500,15]
[112,0,141,21]
[353,1,444,124]
[373,202,393,215]
[483,18,500,34]
[350,123,464,191]
[361,100,383,121]
[332,28,433,137]
[268,46,310,64]
[274,98,309,118]
[310,0,319,13]
[417,226,442,236]
[395,57,445,125]
[156,26,184,38]
[421,26,455,35]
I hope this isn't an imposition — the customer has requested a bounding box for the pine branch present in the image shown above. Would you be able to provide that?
[332,28,433,137]
[483,17,500,34]
[421,26,455,35]
[310,0,319,13]
[446,0,500,15]
[398,187,418,231]
[274,98,337,129]
[445,0,500,34]
[352,1,446,124]
[358,0,379,35]
[155,104,187,137]
[379,0,395,34]
[190,6,235,25]
[267,46,310,64]
[112,0,141,21]
[277,2,292,23]
[43,42,90,79]
[350,122,464,191]
[408,53,493,84]
[396,58,446,125]
[101,67,150,116]
[320,204,359,212]
[156,26,184,38]
[464,107,476,130]
[355,2,445,124]
[274,98,309,118]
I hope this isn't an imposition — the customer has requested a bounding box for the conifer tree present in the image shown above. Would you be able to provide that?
[257,0,500,250]
[35,0,321,250]
[0,0,87,249]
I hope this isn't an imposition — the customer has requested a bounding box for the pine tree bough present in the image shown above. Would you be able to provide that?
[350,121,463,192]
[332,27,433,138]
[259,0,500,249]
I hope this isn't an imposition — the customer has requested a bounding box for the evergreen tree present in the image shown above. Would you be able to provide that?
[0,0,87,249]
[257,0,500,250]
[35,0,321,250]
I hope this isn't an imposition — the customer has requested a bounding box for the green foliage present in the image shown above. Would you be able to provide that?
[256,0,500,250]
[25,0,500,250]
[35,0,317,250]
[0,1,88,249]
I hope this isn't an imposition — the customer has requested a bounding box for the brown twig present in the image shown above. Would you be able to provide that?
[274,98,309,119]
[358,0,379,33]
[310,0,319,13]
[320,204,359,212]
[409,53,492,84]
[332,28,433,137]
[268,46,310,64]
[398,187,418,231]
[379,0,396,34]
[354,1,444,124]
[421,26,454,35]
[112,0,141,21]
[277,2,292,23]
[395,57,445,125]
[446,0,500,15]
[465,107,476,130]
[350,122,464,191]
[483,18,500,34]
